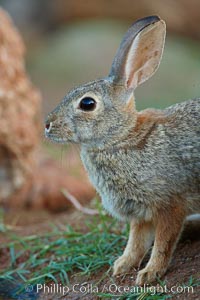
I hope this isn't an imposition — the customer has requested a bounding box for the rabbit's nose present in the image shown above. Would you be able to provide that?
[45,113,57,134]
[45,121,53,133]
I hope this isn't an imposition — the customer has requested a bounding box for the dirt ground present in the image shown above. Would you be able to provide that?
[0,209,200,300]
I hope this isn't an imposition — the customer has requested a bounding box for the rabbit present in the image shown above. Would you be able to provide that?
[45,15,200,285]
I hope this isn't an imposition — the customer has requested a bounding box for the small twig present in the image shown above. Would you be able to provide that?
[61,189,99,215]
[0,223,22,231]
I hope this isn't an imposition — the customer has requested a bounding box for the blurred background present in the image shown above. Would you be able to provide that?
[2,0,200,115]
[0,0,200,212]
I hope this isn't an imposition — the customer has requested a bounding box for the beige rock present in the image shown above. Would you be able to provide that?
[0,8,95,210]
[0,8,41,203]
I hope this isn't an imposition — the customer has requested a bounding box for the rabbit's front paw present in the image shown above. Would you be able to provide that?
[113,255,137,276]
[136,266,166,285]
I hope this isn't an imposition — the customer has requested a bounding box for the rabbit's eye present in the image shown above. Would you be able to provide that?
[79,97,96,111]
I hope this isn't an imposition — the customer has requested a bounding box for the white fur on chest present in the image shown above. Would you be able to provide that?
[80,148,125,219]
[80,147,154,221]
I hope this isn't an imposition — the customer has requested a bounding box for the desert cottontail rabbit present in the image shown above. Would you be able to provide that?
[45,16,200,284]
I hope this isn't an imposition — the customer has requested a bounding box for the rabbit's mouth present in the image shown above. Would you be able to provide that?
[45,131,68,144]
[45,121,73,144]
[45,134,68,144]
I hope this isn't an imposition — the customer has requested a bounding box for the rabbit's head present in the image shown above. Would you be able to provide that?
[45,16,166,147]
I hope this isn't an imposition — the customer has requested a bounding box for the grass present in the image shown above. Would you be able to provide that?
[0,209,128,284]
[0,207,199,299]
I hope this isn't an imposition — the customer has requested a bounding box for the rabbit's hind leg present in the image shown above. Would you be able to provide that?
[136,205,186,285]
[113,220,154,275]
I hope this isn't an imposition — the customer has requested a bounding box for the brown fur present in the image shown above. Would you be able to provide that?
[134,110,166,150]
[136,204,186,284]
[113,220,154,276]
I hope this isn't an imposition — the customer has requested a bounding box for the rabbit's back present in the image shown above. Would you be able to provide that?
[165,97,199,137]
[81,99,200,220]
[163,98,200,209]
[164,99,199,176]
[165,98,199,132]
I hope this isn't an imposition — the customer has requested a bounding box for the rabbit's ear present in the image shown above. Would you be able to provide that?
[109,16,166,90]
